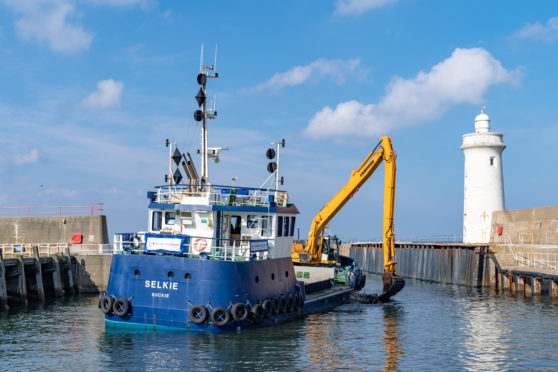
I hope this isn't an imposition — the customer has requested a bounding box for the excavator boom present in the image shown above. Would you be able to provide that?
[292,136,404,301]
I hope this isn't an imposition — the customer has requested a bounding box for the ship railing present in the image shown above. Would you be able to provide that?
[153,184,289,207]
[0,243,112,258]
[113,233,273,261]
[186,237,273,261]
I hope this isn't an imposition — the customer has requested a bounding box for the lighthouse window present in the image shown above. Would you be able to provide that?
[490,157,494,166]
[290,217,296,237]
[278,216,283,237]
[284,217,290,237]
[152,211,162,231]
[165,212,175,225]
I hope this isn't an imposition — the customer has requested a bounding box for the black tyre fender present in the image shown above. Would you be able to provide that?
[231,302,249,322]
[113,298,130,317]
[262,299,273,318]
[211,307,231,327]
[100,295,114,314]
[355,273,366,290]
[98,291,107,309]
[279,295,288,314]
[271,297,281,315]
[295,293,304,310]
[359,274,367,289]
[189,305,209,325]
[250,304,264,322]
[287,294,296,312]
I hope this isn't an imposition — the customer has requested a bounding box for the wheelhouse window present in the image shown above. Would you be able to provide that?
[247,215,258,229]
[261,216,272,237]
[165,212,175,225]
[152,211,162,231]
[284,217,290,237]
[278,216,283,237]
[181,211,193,225]
[290,217,296,237]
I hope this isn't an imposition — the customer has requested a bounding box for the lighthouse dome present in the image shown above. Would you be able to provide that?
[474,107,490,133]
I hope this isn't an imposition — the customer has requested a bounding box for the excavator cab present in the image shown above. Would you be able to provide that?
[321,236,340,263]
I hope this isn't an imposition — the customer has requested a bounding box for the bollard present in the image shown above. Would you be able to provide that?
[0,249,8,310]
[33,246,45,302]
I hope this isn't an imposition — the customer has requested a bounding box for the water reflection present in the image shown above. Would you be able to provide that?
[2,281,558,371]
[381,304,404,371]
[100,322,304,370]
[299,313,352,370]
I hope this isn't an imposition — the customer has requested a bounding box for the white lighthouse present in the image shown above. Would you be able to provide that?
[461,108,505,243]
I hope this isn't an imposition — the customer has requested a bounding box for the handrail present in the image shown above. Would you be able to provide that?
[0,242,111,258]
[154,184,287,194]
[113,233,272,261]
[505,234,558,270]
[153,186,289,207]
[0,203,104,216]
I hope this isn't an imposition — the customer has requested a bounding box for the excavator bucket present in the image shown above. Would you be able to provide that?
[374,272,405,303]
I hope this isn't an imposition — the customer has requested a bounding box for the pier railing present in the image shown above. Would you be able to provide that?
[0,243,111,258]
[0,203,104,216]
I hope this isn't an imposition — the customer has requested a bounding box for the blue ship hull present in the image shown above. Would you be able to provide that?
[104,254,358,332]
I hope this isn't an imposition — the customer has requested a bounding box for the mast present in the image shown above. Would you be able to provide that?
[194,50,218,185]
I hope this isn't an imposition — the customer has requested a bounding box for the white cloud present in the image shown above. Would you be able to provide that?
[102,187,124,195]
[335,0,397,15]
[0,143,39,169]
[40,187,77,197]
[245,58,366,93]
[1,0,93,53]
[80,79,124,109]
[13,149,39,165]
[305,48,519,138]
[511,17,558,42]
[84,0,157,8]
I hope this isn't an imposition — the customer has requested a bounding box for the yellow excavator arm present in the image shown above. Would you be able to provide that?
[292,136,397,273]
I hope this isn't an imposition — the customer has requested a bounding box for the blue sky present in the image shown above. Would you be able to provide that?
[0,0,556,242]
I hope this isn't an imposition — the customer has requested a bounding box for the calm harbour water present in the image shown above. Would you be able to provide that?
[1,276,557,371]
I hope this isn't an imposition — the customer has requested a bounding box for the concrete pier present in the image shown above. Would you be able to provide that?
[0,249,8,310]
[0,248,111,310]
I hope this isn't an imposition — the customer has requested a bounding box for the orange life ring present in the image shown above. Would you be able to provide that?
[192,238,208,252]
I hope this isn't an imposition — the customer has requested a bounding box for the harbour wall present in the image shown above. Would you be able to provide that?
[490,205,558,245]
[0,215,109,245]
[75,255,112,293]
